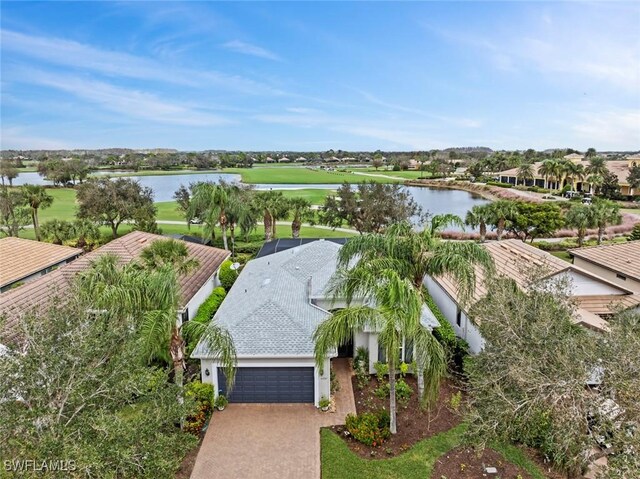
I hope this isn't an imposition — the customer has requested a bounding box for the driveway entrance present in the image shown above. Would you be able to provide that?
[190,359,355,479]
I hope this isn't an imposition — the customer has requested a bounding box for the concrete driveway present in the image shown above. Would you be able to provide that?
[190,359,355,479]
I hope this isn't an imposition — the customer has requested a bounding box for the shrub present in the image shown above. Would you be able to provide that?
[629,223,640,241]
[486,181,513,188]
[214,394,228,410]
[395,379,413,403]
[345,412,391,446]
[374,361,388,382]
[219,260,239,291]
[399,361,409,377]
[449,391,462,412]
[319,396,331,409]
[377,409,390,429]
[184,381,214,435]
[193,287,226,324]
[330,367,340,393]
[355,361,370,390]
[374,383,389,399]
[355,346,369,370]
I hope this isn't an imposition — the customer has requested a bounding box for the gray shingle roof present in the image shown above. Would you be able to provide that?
[193,240,342,358]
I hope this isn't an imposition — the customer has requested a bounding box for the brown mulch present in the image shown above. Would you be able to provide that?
[431,446,534,479]
[330,375,464,458]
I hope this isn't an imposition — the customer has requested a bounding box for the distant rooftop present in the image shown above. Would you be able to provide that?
[256,238,349,258]
[569,241,640,282]
[0,237,81,290]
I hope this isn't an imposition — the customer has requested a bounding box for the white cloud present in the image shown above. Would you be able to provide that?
[1,126,72,149]
[222,40,282,61]
[571,110,640,150]
[0,29,283,95]
[18,68,233,127]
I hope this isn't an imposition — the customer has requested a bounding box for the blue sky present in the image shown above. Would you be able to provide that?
[1,1,639,151]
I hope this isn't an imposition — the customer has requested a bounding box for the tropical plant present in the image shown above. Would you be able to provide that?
[465,204,492,242]
[629,223,640,241]
[488,200,517,241]
[628,165,640,190]
[0,186,29,237]
[590,200,622,244]
[253,190,289,241]
[563,162,586,191]
[585,156,608,179]
[218,259,239,291]
[516,162,535,186]
[505,202,564,243]
[538,159,560,189]
[20,184,53,241]
[288,197,314,238]
[586,174,604,195]
[565,204,595,247]
[188,181,240,251]
[315,220,493,434]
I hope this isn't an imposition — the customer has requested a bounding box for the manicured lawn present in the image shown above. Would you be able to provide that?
[278,188,335,204]
[102,169,223,178]
[321,424,466,479]
[550,251,572,262]
[35,188,78,222]
[321,425,549,479]
[223,167,403,184]
[348,169,432,180]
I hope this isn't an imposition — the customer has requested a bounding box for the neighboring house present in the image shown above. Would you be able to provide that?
[0,237,82,293]
[498,154,640,196]
[425,239,640,354]
[165,233,212,246]
[193,239,439,406]
[569,241,640,293]
[0,231,229,345]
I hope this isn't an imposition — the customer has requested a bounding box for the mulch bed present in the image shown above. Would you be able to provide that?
[329,375,464,458]
[431,446,533,479]
[175,426,207,479]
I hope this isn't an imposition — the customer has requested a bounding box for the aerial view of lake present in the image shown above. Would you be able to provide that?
[11,171,489,226]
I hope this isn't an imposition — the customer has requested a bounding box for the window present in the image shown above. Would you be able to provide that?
[456,308,462,327]
[181,309,189,324]
[616,273,627,281]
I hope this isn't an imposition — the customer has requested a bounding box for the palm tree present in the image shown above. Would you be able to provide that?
[314,266,441,434]
[21,184,53,241]
[586,157,608,182]
[319,220,494,433]
[538,160,557,189]
[590,200,622,244]
[189,181,240,251]
[288,197,313,238]
[139,238,199,274]
[516,162,535,187]
[253,191,289,240]
[565,204,595,247]
[564,162,586,191]
[587,174,604,195]
[465,204,493,242]
[488,200,518,241]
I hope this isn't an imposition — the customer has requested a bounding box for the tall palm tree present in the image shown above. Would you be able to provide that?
[538,160,557,189]
[314,267,442,434]
[288,197,313,238]
[587,174,604,195]
[253,190,289,240]
[488,200,518,241]
[188,181,240,251]
[564,162,586,191]
[139,238,199,274]
[565,204,595,247]
[516,162,535,187]
[465,204,493,242]
[586,157,608,179]
[21,184,53,241]
[320,220,493,433]
[590,200,622,244]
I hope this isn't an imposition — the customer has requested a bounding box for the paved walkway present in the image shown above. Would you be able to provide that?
[190,359,355,479]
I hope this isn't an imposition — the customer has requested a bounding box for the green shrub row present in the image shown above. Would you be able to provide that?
[219,260,239,291]
[193,287,227,324]
[425,292,469,371]
[486,181,513,188]
[184,381,214,436]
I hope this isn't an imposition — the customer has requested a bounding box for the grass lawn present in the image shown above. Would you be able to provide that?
[36,188,78,222]
[549,251,572,262]
[102,169,224,178]
[321,424,466,479]
[347,169,432,180]
[223,167,403,184]
[321,424,549,479]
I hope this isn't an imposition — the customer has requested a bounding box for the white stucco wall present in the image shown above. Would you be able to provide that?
[571,257,640,293]
[551,270,625,296]
[424,276,485,354]
[182,269,223,322]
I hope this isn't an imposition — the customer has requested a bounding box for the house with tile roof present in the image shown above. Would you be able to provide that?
[193,239,439,406]
[424,239,640,353]
[569,241,640,293]
[0,231,229,346]
[0,237,82,293]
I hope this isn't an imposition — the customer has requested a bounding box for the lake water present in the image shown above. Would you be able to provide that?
[11,171,488,226]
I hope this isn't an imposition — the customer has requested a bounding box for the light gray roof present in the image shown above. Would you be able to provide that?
[193,240,341,358]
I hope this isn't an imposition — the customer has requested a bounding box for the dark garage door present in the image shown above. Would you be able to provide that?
[218,367,314,403]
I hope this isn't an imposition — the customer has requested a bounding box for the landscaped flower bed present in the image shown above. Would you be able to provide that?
[330,374,464,458]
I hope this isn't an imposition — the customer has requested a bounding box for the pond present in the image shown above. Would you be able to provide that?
[10,171,489,228]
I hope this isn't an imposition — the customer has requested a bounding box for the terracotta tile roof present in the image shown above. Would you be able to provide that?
[573,294,640,315]
[0,231,229,344]
[433,239,635,332]
[0,237,81,289]
[569,241,640,282]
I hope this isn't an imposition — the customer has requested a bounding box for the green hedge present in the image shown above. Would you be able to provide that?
[486,181,513,188]
[193,287,227,324]
[219,260,240,291]
[424,292,469,371]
